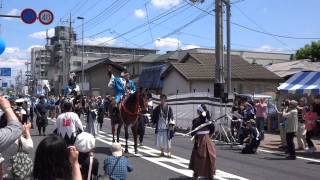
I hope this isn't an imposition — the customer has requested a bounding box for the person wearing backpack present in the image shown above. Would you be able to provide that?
[104,143,133,180]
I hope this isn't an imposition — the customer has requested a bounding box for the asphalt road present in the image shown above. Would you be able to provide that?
[28,117,320,180]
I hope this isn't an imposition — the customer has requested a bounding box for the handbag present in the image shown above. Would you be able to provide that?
[11,138,33,179]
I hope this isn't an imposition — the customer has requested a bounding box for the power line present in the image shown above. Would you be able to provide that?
[126,4,193,42]
[61,0,87,19]
[88,3,190,45]
[138,5,212,48]
[145,3,155,48]
[74,0,128,30]
[77,0,103,17]
[184,0,320,40]
[83,0,131,31]
[234,5,294,51]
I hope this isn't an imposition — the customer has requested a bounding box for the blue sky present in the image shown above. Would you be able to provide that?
[0,0,319,76]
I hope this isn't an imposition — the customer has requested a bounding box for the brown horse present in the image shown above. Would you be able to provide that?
[120,89,147,154]
[108,100,123,143]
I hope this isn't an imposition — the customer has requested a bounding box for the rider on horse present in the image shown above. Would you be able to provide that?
[107,66,137,105]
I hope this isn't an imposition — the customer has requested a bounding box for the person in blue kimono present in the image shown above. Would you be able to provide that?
[107,68,137,104]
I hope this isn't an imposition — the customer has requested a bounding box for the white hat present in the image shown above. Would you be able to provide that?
[75,132,96,153]
[15,98,25,103]
[111,143,122,156]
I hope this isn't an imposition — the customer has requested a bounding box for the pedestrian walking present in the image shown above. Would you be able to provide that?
[189,104,216,180]
[303,104,318,153]
[255,98,267,140]
[35,95,49,136]
[86,97,99,137]
[55,101,84,145]
[103,143,133,180]
[277,100,298,160]
[97,100,105,130]
[75,132,99,180]
[152,94,174,157]
[33,135,82,180]
[296,98,308,150]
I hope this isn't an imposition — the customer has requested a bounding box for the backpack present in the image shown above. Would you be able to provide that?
[10,139,33,179]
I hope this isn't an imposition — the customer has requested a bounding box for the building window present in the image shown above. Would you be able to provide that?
[73,61,82,66]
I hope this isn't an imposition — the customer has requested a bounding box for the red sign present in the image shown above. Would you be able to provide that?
[21,8,37,24]
[38,9,54,25]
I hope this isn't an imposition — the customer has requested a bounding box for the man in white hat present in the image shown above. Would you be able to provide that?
[75,132,99,180]
[104,143,133,180]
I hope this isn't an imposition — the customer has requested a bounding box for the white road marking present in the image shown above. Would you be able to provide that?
[95,129,249,180]
[258,149,320,163]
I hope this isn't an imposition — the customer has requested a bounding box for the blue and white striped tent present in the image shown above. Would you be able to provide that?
[278,71,320,95]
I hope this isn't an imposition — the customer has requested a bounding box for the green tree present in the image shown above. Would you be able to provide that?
[296,41,320,62]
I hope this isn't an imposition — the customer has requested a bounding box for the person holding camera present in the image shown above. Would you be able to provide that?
[241,119,260,154]
[0,96,23,152]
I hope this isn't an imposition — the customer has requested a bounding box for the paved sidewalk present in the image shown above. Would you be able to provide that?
[260,133,320,158]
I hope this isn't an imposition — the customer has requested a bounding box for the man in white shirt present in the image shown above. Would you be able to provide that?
[55,101,84,145]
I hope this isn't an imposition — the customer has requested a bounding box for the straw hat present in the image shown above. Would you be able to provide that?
[111,143,123,156]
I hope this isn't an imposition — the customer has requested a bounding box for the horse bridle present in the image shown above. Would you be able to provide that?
[120,91,142,116]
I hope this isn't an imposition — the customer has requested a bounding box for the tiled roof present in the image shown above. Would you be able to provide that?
[162,53,281,81]
[72,58,124,72]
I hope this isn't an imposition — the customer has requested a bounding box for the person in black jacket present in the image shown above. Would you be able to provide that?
[189,104,216,180]
[241,119,261,154]
[152,94,174,157]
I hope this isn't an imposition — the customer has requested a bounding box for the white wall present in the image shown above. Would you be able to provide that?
[152,92,232,130]
[162,70,190,95]
[191,81,215,93]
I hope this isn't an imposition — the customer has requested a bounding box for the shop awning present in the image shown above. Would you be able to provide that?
[277,71,320,95]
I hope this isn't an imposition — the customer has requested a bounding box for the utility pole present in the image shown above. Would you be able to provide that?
[226,0,231,94]
[77,16,84,95]
[215,0,224,84]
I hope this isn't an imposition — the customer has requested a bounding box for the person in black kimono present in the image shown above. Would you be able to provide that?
[152,94,174,157]
[35,96,49,136]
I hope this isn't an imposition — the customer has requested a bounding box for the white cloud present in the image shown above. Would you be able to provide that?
[0,46,30,80]
[83,36,116,46]
[27,45,44,52]
[152,0,181,9]
[155,37,181,49]
[4,8,20,20]
[182,44,201,50]
[134,9,146,18]
[254,45,283,52]
[29,28,55,39]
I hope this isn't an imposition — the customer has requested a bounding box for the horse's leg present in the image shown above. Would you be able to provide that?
[112,120,115,143]
[117,121,122,143]
[131,123,138,154]
[124,125,129,153]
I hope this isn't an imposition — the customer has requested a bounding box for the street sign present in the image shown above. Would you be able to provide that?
[2,82,8,88]
[38,9,54,25]
[0,68,11,76]
[20,8,37,24]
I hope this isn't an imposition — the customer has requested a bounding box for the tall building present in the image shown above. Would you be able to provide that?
[30,46,51,93]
